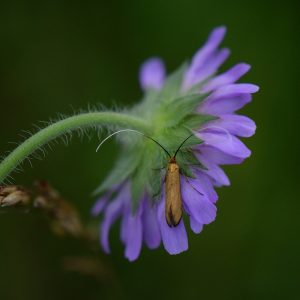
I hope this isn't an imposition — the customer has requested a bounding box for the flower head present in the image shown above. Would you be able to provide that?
[92,26,259,261]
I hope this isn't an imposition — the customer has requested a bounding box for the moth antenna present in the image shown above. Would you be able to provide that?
[96,129,171,158]
[174,133,195,158]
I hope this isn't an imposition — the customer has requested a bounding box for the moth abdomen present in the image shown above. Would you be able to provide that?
[165,157,183,227]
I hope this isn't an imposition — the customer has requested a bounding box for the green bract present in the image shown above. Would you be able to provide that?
[94,65,215,209]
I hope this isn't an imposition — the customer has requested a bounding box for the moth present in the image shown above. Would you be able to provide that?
[165,155,182,226]
[97,129,195,228]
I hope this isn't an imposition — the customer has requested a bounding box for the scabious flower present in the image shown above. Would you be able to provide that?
[92,26,259,261]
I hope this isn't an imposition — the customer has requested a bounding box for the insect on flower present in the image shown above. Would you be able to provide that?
[96,129,199,228]
[92,26,259,261]
[0,26,259,262]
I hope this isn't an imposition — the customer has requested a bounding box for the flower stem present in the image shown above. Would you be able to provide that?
[0,112,150,183]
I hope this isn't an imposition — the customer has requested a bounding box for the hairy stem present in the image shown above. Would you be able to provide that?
[0,112,150,183]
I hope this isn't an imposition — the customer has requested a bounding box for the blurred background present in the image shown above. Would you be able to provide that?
[0,0,299,299]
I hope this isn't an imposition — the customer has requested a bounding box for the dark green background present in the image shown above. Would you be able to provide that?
[0,1,299,299]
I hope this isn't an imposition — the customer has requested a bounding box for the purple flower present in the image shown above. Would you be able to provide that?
[139,57,166,91]
[92,26,259,261]
[92,184,161,261]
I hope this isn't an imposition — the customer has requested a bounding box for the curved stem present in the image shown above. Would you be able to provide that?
[0,112,150,183]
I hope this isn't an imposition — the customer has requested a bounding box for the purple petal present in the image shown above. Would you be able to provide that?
[189,27,227,68]
[204,114,256,137]
[157,197,188,255]
[122,205,143,262]
[91,194,109,216]
[204,83,259,102]
[196,129,251,159]
[181,177,217,224]
[202,63,251,92]
[194,152,230,186]
[120,210,127,244]
[192,171,218,203]
[190,216,204,234]
[199,93,252,116]
[139,57,166,91]
[194,26,227,58]
[199,83,259,116]
[142,198,161,249]
[183,26,227,89]
[211,83,259,96]
[196,145,244,165]
[100,194,124,253]
[189,48,230,85]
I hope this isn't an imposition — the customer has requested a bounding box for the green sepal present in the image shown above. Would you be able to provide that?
[132,89,160,117]
[176,149,206,178]
[157,93,208,128]
[182,114,218,130]
[130,167,147,212]
[156,126,202,154]
[158,62,188,101]
[178,134,203,150]
[130,144,162,211]
[147,168,166,199]
[177,163,195,178]
[147,150,167,197]
[185,76,212,94]
[93,147,142,196]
